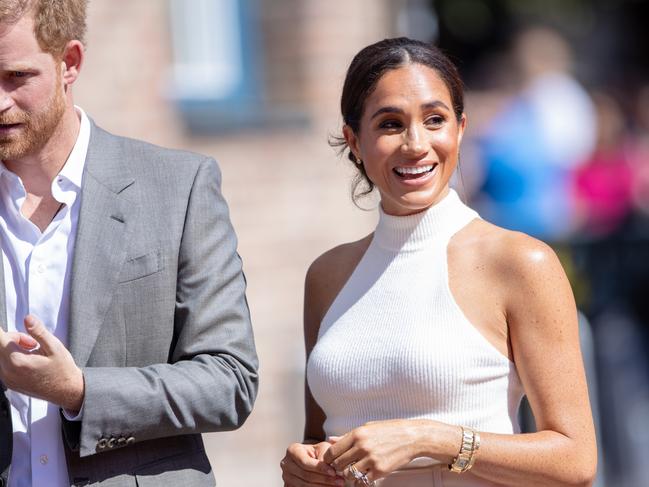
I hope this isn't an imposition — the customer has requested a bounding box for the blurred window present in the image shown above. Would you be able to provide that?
[169,0,244,101]
[167,0,261,132]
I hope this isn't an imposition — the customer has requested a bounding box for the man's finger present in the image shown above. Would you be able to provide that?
[0,331,37,350]
[3,331,38,350]
[15,333,38,350]
[0,326,8,347]
[24,315,56,355]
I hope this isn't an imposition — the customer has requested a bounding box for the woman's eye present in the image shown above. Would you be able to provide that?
[379,120,402,129]
[426,115,445,126]
[11,71,29,78]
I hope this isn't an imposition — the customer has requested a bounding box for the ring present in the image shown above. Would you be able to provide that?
[360,473,374,487]
[349,463,363,480]
[348,463,375,486]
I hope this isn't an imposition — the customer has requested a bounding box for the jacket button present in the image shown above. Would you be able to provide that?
[97,438,107,450]
[107,437,116,449]
[126,436,135,445]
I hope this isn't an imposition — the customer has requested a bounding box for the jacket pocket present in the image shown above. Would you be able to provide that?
[118,249,163,283]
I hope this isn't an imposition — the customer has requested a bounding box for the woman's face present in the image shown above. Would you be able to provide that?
[344,63,465,216]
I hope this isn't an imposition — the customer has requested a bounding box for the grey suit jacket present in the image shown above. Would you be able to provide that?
[0,123,259,486]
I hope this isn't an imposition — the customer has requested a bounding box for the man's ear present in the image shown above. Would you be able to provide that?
[60,40,84,87]
[343,124,361,161]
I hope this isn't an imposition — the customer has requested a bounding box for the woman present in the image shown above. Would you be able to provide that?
[280,37,596,487]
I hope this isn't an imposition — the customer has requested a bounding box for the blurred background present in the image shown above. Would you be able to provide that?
[75,1,649,485]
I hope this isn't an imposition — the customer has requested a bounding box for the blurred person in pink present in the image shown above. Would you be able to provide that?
[573,93,634,238]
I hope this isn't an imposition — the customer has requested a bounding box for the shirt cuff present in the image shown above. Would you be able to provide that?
[61,401,84,421]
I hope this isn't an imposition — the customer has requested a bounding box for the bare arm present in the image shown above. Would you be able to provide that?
[463,236,596,486]
[303,253,330,443]
[282,238,371,486]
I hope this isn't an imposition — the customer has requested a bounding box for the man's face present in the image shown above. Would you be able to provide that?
[0,14,67,162]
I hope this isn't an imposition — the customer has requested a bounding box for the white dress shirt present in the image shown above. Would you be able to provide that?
[0,108,90,487]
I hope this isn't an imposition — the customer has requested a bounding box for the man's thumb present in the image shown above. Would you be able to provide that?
[24,315,54,354]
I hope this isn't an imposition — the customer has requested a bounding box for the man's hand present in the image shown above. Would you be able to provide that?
[0,315,84,412]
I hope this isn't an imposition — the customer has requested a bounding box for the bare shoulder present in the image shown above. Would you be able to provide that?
[461,220,575,331]
[457,219,563,280]
[307,235,373,287]
[303,234,373,346]
[451,218,571,319]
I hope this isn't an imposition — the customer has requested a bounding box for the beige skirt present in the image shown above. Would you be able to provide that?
[345,459,502,487]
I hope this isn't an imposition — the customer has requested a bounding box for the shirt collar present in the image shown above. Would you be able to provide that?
[56,106,90,190]
[0,162,20,185]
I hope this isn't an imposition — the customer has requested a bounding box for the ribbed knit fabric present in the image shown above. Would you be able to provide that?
[307,189,524,440]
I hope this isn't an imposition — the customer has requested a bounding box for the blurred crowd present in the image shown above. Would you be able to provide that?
[463,26,648,243]
[458,24,649,487]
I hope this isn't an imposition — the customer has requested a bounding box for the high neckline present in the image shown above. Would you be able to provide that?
[373,189,474,251]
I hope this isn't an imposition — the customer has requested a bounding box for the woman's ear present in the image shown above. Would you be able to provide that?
[457,113,467,145]
[343,124,361,161]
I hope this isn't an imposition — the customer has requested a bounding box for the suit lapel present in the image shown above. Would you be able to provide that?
[68,123,135,367]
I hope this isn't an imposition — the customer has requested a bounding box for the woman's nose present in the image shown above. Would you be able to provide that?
[400,125,427,155]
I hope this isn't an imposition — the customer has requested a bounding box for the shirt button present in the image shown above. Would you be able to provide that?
[39,454,48,465]
[36,263,45,274]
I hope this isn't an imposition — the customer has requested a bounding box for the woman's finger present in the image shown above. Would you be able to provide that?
[286,445,337,476]
[328,447,363,475]
[322,434,354,464]
[282,467,344,486]
[282,455,343,486]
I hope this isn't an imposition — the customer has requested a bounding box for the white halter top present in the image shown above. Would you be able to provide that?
[307,189,524,438]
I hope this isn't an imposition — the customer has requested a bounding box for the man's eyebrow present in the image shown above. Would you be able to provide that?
[370,100,452,120]
[1,64,34,72]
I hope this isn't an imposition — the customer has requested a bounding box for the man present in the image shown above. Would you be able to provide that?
[0,1,259,486]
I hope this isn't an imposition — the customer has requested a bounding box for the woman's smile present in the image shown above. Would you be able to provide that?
[393,162,439,183]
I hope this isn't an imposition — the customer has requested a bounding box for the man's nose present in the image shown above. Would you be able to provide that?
[0,92,13,112]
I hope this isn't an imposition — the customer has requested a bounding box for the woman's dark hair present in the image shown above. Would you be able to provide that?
[331,37,464,203]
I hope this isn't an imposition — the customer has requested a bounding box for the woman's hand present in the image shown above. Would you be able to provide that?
[322,420,437,484]
[281,441,345,486]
